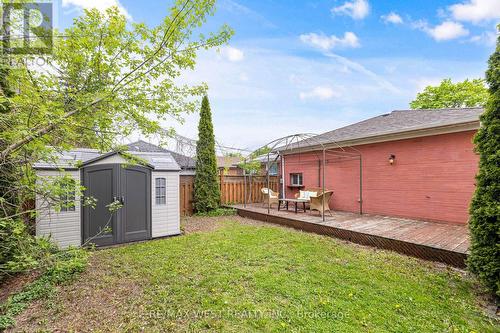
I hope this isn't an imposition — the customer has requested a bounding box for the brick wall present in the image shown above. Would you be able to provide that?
[283,130,478,224]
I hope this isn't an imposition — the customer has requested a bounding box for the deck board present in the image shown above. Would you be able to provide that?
[229,204,469,267]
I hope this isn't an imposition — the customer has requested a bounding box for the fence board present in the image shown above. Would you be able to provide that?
[179,175,278,215]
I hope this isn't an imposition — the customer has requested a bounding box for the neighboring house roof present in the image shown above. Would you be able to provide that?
[127,140,196,170]
[282,107,483,152]
[34,142,181,171]
[217,156,244,169]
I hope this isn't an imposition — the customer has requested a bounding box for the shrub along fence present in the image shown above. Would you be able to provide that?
[180,175,279,215]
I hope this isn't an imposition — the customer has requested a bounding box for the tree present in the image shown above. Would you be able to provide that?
[0,1,231,278]
[0,2,231,217]
[467,32,500,296]
[193,96,220,212]
[238,146,272,175]
[410,78,489,109]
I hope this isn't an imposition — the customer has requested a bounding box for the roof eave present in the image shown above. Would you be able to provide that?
[281,120,480,155]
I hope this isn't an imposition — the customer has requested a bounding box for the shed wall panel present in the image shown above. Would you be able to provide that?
[152,171,180,237]
[35,170,82,248]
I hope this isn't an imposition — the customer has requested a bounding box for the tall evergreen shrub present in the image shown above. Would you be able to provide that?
[467,29,500,296]
[193,96,220,212]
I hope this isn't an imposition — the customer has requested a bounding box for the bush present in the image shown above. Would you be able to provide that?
[194,207,236,217]
[0,218,89,330]
[467,27,500,296]
[0,218,59,281]
[0,247,89,330]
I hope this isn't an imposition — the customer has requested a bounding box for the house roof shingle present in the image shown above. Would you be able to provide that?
[127,140,196,170]
[283,107,483,151]
[217,156,243,168]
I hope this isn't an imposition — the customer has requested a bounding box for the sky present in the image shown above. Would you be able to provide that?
[56,0,499,151]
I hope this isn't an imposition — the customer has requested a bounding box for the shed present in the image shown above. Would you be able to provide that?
[34,145,181,248]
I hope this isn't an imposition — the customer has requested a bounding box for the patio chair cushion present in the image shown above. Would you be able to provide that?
[299,190,317,200]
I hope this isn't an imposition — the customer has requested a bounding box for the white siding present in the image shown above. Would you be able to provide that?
[36,170,81,248]
[152,171,180,237]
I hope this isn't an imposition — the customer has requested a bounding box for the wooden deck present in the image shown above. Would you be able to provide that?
[229,203,469,267]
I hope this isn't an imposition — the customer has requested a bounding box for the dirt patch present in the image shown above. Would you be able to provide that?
[181,214,273,234]
[0,271,40,304]
[10,254,147,332]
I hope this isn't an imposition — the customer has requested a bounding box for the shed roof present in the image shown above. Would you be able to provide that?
[282,107,483,152]
[34,144,181,171]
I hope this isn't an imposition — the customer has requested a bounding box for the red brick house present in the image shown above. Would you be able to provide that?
[280,107,482,224]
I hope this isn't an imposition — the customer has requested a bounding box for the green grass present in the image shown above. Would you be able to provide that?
[93,221,496,332]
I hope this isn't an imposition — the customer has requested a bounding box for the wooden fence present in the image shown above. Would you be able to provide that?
[179,175,279,215]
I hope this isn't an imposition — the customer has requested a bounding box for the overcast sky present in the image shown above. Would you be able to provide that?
[57,0,498,151]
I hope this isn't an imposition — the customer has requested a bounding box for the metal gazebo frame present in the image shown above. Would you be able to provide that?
[242,133,362,222]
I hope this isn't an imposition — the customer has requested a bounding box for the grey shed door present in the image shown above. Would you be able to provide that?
[82,164,151,246]
[120,166,151,242]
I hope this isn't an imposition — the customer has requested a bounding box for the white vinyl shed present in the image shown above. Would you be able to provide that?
[34,146,181,248]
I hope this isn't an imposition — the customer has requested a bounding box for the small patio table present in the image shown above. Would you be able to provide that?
[278,198,308,213]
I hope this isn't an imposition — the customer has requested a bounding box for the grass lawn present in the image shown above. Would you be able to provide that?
[12,217,498,332]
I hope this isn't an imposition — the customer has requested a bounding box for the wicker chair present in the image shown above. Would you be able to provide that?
[309,190,334,216]
[261,188,280,208]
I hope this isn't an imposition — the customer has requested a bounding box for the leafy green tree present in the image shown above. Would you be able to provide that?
[0,2,231,216]
[0,1,231,278]
[410,78,488,109]
[467,32,500,296]
[194,96,220,212]
[238,146,272,175]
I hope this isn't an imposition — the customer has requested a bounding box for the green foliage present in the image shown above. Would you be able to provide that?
[467,30,500,296]
[0,247,88,330]
[0,219,58,280]
[410,78,489,109]
[252,146,272,157]
[194,207,236,217]
[1,3,233,159]
[193,96,220,212]
[238,146,272,174]
[0,0,233,220]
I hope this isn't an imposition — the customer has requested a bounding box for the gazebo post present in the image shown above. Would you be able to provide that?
[267,152,270,214]
[280,153,285,199]
[243,158,247,208]
[322,148,326,222]
[359,155,363,215]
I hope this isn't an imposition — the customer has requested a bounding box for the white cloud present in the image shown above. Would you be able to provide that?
[467,30,497,46]
[300,32,360,51]
[299,86,339,100]
[62,0,132,20]
[331,0,370,20]
[239,72,249,81]
[449,0,500,24]
[324,52,400,93]
[220,46,244,62]
[412,77,443,93]
[415,20,469,41]
[381,12,403,24]
[167,42,486,148]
